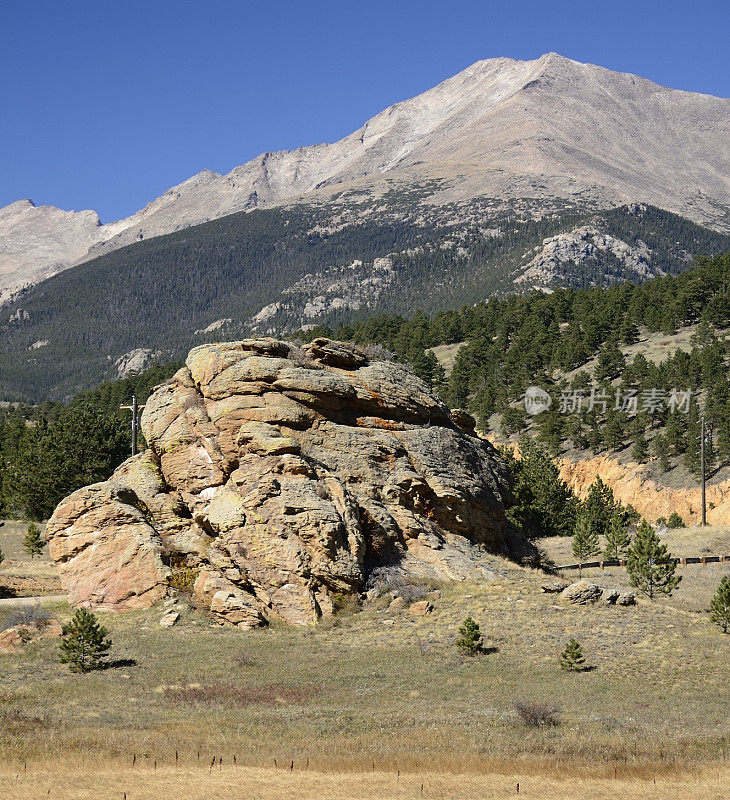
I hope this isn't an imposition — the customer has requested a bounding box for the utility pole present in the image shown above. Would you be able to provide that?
[700,414,706,527]
[120,394,145,457]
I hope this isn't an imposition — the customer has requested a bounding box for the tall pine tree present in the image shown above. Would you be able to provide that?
[627,521,681,599]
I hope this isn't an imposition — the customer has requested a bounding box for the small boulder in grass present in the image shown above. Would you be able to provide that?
[602,588,620,605]
[160,611,180,628]
[541,581,570,594]
[617,591,636,606]
[408,600,433,616]
[560,579,603,605]
[0,619,63,654]
[388,596,406,612]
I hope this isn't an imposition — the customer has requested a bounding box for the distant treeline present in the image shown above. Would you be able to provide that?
[0,364,181,520]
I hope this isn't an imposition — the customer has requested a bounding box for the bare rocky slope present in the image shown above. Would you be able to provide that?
[2,52,729,301]
[45,338,514,626]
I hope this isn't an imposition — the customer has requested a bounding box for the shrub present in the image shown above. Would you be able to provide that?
[330,593,361,616]
[455,616,484,656]
[59,608,112,673]
[514,700,561,727]
[0,604,53,632]
[167,566,200,596]
[364,567,431,603]
[666,512,685,529]
[560,638,587,672]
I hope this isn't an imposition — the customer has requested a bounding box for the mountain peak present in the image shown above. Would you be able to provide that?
[1,56,728,301]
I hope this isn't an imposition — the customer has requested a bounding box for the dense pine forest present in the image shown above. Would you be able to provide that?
[0,252,728,524]
[1,193,728,401]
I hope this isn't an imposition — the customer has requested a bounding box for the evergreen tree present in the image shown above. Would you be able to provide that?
[683,404,702,477]
[603,410,626,452]
[718,402,730,465]
[501,407,527,437]
[22,523,44,559]
[630,427,650,464]
[59,608,112,673]
[572,514,600,577]
[619,317,639,345]
[709,576,730,634]
[587,425,603,454]
[652,433,671,472]
[666,512,685,529]
[455,616,484,656]
[581,477,616,538]
[560,639,586,672]
[501,439,577,538]
[537,407,564,456]
[603,511,631,560]
[566,416,588,450]
[627,521,682,599]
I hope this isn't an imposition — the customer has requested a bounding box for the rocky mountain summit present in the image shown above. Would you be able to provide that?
[46,338,513,626]
[2,53,729,300]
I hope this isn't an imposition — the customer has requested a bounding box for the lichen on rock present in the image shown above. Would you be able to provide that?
[46,338,513,627]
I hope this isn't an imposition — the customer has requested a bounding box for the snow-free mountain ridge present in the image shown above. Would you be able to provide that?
[2,53,729,301]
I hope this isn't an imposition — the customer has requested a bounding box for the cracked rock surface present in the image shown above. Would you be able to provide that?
[47,338,512,626]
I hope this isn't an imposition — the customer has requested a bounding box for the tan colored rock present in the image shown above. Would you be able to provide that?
[46,481,169,611]
[560,579,603,605]
[0,619,62,653]
[159,611,180,628]
[409,600,433,616]
[47,338,512,626]
[388,597,407,612]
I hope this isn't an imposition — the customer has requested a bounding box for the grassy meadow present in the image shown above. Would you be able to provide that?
[0,524,728,799]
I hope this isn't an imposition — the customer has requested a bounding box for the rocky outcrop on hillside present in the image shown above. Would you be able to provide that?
[558,455,730,526]
[46,338,512,627]
[516,221,660,288]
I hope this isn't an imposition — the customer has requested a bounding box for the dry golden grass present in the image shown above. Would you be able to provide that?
[1,522,728,797]
[0,521,60,598]
[1,760,728,800]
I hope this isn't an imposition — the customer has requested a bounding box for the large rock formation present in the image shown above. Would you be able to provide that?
[46,338,512,627]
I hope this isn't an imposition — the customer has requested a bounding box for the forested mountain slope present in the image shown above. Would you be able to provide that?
[1,253,728,524]
[2,196,728,402]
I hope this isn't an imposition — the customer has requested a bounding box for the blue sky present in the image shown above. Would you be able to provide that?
[2,0,728,222]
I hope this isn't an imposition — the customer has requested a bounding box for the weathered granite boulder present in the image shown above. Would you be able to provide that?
[560,579,603,605]
[46,338,512,627]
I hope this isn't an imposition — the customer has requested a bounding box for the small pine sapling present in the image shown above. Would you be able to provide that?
[560,638,586,672]
[455,616,484,656]
[23,523,45,559]
[59,608,112,673]
[572,514,599,577]
[626,520,681,599]
[603,511,631,561]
